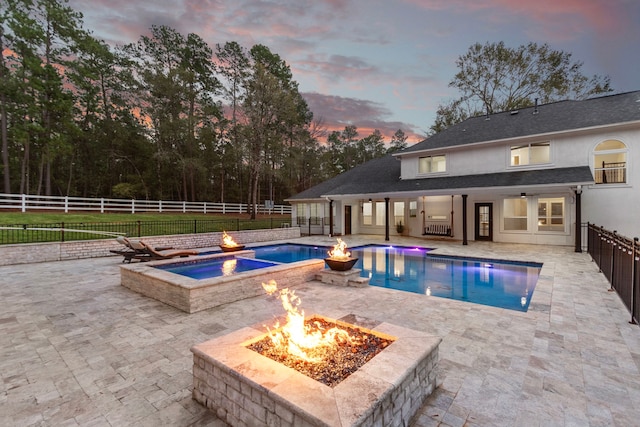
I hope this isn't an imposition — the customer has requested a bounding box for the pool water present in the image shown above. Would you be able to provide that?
[158,256,279,280]
[254,244,541,312]
[252,244,329,263]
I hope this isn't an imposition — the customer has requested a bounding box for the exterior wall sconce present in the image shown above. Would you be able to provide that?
[520,193,526,198]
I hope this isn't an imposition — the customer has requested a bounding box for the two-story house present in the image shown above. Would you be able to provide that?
[287,90,640,248]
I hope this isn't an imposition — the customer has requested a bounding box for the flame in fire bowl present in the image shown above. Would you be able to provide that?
[191,316,441,427]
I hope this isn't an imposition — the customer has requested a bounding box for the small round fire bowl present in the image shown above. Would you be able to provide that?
[324,257,358,271]
[219,245,245,252]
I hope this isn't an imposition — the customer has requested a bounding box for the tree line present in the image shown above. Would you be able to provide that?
[0,0,409,218]
[1,1,613,219]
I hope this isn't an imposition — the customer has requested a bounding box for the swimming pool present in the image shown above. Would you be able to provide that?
[157,256,279,280]
[253,244,541,312]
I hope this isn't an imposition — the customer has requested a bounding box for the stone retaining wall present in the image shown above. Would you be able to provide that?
[0,227,300,266]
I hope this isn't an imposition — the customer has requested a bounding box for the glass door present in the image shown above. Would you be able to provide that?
[475,203,493,241]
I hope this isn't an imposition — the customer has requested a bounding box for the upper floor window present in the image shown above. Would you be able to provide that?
[418,155,446,174]
[594,140,627,184]
[510,142,550,166]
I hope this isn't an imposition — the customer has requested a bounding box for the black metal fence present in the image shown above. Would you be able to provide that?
[587,223,639,325]
[0,218,292,245]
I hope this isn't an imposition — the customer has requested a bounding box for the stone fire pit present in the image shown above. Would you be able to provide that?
[191,314,441,426]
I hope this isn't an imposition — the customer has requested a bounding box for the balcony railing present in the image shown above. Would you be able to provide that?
[594,161,626,184]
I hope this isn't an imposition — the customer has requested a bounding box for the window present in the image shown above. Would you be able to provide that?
[409,200,417,217]
[363,202,372,225]
[309,203,325,225]
[394,202,405,226]
[296,203,307,225]
[503,198,528,231]
[537,198,564,232]
[375,202,385,225]
[594,140,627,184]
[418,155,446,173]
[510,142,550,166]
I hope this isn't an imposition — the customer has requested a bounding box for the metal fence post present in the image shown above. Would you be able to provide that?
[609,231,617,292]
[61,222,65,242]
[598,225,603,272]
[632,237,639,325]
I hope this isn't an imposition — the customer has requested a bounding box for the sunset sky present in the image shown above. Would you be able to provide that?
[67,0,640,144]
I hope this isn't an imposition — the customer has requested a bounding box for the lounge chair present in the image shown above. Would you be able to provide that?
[110,236,143,263]
[110,236,182,263]
[130,240,198,262]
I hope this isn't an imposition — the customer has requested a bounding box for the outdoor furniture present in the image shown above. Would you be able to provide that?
[110,236,182,263]
[131,240,198,262]
[110,236,144,263]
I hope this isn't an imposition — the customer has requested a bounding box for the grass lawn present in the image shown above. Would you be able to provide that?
[0,212,291,244]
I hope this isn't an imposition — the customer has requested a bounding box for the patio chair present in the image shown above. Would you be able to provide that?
[110,236,142,263]
[110,236,178,263]
[131,239,198,262]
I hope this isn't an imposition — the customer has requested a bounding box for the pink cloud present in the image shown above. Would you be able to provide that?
[302,92,424,144]
[403,0,624,34]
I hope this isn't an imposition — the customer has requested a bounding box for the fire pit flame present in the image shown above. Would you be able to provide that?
[221,231,239,247]
[327,238,351,260]
[261,280,354,363]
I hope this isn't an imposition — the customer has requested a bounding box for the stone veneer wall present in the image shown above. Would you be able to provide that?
[0,227,300,266]
[120,256,325,313]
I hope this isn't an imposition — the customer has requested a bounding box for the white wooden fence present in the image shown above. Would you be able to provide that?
[0,193,291,215]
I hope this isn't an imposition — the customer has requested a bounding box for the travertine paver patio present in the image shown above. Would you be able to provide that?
[1,236,639,426]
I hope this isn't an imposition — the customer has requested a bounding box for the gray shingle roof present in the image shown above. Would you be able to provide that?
[288,91,638,200]
[402,90,640,153]
[287,154,593,200]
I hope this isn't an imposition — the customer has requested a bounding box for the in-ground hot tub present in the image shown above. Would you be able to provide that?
[119,250,325,313]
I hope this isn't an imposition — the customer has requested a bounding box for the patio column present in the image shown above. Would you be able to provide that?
[575,187,582,252]
[329,199,334,237]
[385,197,390,241]
[462,194,468,245]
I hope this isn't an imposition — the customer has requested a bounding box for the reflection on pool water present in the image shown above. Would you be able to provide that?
[157,256,279,280]
[253,244,541,312]
[352,246,541,312]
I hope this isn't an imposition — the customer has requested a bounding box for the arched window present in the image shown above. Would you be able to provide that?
[594,140,627,184]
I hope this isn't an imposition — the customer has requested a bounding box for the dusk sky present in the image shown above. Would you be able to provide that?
[67,0,640,144]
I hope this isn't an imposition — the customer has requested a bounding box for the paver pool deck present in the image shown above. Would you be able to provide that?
[1,235,639,426]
